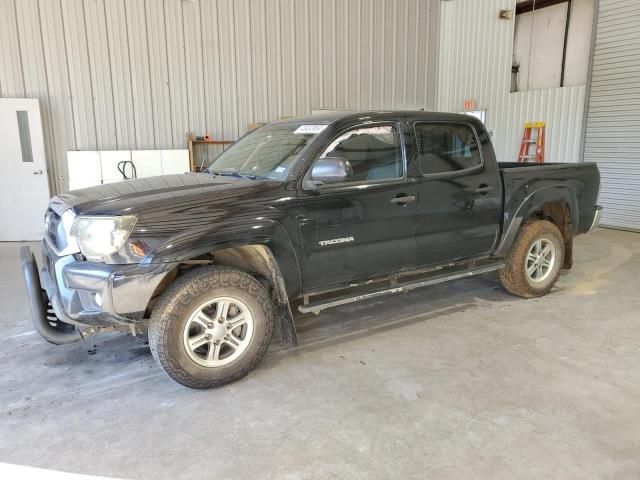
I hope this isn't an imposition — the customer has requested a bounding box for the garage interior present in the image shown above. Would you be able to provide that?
[1,0,639,478]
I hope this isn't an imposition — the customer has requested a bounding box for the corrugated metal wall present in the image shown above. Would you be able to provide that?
[583,0,640,231]
[437,0,586,165]
[0,0,440,194]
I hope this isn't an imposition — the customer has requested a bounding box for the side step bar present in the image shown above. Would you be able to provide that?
[298,262,505,315]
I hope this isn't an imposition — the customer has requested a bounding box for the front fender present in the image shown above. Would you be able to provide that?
[144,218,303,298]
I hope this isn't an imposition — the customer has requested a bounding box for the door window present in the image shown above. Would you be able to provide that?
[319,125,403,182]
[415,123,481,175]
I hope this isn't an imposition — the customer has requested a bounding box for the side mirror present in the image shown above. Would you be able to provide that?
[310,157,353,185]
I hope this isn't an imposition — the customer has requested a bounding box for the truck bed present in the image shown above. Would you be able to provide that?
[498,161,600,236]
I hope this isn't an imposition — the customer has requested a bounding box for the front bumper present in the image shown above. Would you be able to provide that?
[34,240,176,328]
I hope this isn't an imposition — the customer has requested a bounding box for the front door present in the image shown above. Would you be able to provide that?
[297,123,418,290]
[413,121,501,266]
[0,98,50,241]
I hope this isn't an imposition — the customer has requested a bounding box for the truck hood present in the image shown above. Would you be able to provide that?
[54,173,269,216]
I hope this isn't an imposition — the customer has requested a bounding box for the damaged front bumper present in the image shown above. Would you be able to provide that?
[21,241,176,343]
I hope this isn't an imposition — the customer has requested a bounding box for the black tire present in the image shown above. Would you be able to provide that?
[499,220,565,298]
[148,266,274,389]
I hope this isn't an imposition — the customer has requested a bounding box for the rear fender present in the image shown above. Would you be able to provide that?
[495,184,578,256]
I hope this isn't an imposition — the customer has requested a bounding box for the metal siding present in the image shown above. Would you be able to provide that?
[181,0,207,138]
[583,0,640,231]
[145,0,173,149]
[125,0,155,149]
[249,0,268,126]
[2,0,438,194]
[83,0,118,150]
[164,0,190,148]
[280,0,297,114]
[0,0,25,98]
[266,0,283,120]
[218,0,240,139]
[14,0,59,192]
[38,0,78,193]
[437,0,586,167]
[14,1,44,98]
[235,0,254,133]
[61,0,97,150]
[200,0,223,154]
[104,0,137,150]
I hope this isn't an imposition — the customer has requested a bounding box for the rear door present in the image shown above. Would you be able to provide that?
[297,123,418,290]
[413,121,501,266]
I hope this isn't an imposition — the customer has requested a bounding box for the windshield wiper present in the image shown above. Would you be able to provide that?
[210,170,260,180]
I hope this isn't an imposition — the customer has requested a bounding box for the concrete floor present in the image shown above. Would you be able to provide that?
[0,228,639,479]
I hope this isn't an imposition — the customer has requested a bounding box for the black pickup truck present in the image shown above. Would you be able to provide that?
[22,111,602,388]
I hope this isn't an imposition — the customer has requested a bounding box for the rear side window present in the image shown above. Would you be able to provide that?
[415,123,481,175]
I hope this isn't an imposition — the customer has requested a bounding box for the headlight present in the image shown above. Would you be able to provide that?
[71,216,137,261]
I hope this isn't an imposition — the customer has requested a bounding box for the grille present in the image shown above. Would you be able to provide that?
[45,209,62,250]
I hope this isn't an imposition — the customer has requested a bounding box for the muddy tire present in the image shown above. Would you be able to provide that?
[499,220,565,298]
[149,266,274,389]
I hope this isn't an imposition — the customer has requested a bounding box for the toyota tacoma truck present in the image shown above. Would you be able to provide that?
[21,111,602,388]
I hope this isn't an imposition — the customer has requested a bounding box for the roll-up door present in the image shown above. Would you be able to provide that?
[583,0,640,231]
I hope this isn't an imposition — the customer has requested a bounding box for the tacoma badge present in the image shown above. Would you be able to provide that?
[318,236,355,247]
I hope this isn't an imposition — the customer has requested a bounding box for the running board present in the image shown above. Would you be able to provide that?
[298,262,505,315]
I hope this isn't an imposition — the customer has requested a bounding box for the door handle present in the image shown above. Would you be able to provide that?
[296,214,311,225]
[472,185,495,194]
[390,195,416,206]
[33,170,43,175]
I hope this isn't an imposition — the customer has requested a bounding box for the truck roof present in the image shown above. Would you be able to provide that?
[273,110,481,126]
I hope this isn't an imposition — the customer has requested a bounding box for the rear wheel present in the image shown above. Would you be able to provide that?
[499,220,564,298]
[149,266,274,388]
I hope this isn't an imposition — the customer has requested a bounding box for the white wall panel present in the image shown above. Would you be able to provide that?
[39,0,78,190]
[1,0,438,194]
[164,0,190,148]
[0,0,25,98]
[182,0,207,138]
[84,0,118,149]
[437,0,586,165]
[104,0,137,150]
[124,0,155,150]
[145,0,173,149]
[61,0,97,150]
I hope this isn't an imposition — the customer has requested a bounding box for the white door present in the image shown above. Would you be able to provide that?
[0,98,50,241]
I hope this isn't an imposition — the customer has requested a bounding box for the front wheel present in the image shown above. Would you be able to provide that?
[499,220,565,298]
[149,266,274,388]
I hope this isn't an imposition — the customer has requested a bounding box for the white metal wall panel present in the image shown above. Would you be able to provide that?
[216,0,240,140]
[125,0,155,150]
[164,0,190,149]
[145,0,173,149]
[0,0,24,98]
[583,0,640,231]
[1,0,438,194]
[14,0,61,191]
[437,0,586,165]
[104,0,137,150]
[182,0,207,139]
[39,0,78,191]
[61,0,97,151]
[84,0,118,149]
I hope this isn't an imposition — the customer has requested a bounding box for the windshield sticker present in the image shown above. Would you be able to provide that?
[274,166,286,173]
[294,124,328,135]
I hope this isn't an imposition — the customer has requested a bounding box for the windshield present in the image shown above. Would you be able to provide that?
[205,123,326,180]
